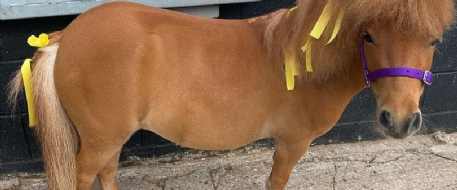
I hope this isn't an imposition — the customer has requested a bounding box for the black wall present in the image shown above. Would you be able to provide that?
[1,0,456,173]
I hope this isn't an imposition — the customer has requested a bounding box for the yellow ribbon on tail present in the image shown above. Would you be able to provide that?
[27,33,49,48]
[22,33,50,126]
[21,59,37,126]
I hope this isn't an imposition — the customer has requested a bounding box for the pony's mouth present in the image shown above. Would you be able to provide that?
[377,110,422,139]
[378,128,415,139]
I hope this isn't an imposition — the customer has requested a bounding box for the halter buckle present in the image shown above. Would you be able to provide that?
[423,70,432,85]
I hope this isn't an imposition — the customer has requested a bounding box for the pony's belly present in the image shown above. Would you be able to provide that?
[168,130,262,150]
[140,82,277,150]
[143,115,269,150]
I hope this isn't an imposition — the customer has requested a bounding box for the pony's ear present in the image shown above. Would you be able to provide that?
[296,0,301,5]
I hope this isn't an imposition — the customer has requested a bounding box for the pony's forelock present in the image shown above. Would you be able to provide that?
[343,0,456,37]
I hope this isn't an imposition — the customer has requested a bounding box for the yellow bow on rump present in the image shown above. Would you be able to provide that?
[27,33,50,48]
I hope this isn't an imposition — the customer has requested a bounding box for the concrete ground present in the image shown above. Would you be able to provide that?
[2,132,457,190]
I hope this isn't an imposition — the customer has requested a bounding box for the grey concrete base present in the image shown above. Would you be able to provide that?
[2,132,457,190]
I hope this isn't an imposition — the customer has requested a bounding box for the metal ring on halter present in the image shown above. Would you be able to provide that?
[423,70,432,86]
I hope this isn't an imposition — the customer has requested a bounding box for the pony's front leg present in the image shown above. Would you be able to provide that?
[266,138,312,190]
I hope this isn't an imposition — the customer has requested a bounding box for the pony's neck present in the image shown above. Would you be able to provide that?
[249,5,366,95]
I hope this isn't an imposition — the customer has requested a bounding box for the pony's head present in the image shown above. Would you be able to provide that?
[348,0,455,139]
[363,25,436,139]
[265,0,454,139]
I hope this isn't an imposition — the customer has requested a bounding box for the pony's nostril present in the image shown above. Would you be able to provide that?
[407,112,422,134]
[379,110,391,130]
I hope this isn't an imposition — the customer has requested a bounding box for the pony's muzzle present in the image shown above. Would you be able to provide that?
[379,110,422,139]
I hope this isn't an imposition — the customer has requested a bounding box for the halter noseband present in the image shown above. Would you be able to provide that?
[360,41,434,87]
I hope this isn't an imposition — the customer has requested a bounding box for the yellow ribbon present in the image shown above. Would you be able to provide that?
[21,59,37,126]
[301,38,313,72]
[284,1,345,90]
[285,52,299,90]
[310,1,334,39]
[289,6,298,13]
[27,33,49,48]
[288,6,298,17]
[21,33,50,126]
[326,9,345,45]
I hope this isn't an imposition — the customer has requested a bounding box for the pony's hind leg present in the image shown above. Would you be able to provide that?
[266,138,312,190]
[75,123,135,190]
[98,151,121,190]
[77,141,122,190]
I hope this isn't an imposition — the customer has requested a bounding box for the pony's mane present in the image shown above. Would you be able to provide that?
[259,0,455,84]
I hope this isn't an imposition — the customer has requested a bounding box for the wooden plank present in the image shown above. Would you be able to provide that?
[1,0,260,6]
[0,116,31,163]
[174,6,220,18]
[1,0,64,6]
[0,0,260,20]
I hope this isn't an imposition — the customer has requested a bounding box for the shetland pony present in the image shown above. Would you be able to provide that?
[8,0,455,189]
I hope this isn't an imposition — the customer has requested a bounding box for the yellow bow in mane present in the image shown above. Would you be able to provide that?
[286,1,345,90]
[22,33,50,126]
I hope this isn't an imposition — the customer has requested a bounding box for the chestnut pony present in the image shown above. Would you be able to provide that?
[8,0,455,189]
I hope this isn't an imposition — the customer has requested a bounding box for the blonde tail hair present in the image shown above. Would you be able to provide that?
[8,32,79,190]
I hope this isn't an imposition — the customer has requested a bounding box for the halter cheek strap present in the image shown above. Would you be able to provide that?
[360,41,434,87]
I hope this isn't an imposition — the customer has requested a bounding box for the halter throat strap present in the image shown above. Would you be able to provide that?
[360,41,433,87]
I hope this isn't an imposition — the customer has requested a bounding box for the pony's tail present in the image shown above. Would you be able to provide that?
[8,31,79,190]
[7,70,24,111]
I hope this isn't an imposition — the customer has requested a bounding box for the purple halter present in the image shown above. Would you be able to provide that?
[360,41,433,87]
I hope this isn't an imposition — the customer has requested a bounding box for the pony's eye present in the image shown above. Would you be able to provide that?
[364,33,374,44]
[430,39,441,47]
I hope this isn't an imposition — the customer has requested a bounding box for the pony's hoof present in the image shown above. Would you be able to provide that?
[265,177,272,190]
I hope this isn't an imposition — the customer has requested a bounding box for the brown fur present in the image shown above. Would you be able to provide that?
[260,0,455,84]
[7,1,455,189]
